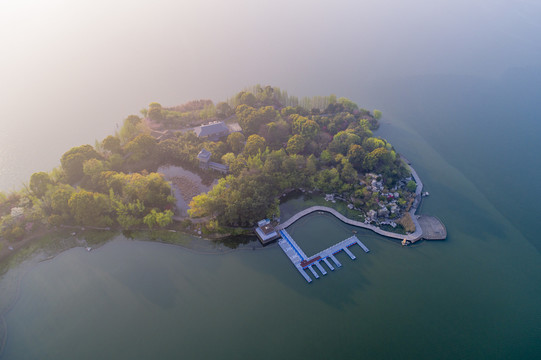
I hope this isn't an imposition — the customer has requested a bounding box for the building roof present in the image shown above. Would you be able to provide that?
[195,121,229,138]
[208,162,229,172]
[197,148,211,162]
[255,227,279,243]
[254,219,279,244]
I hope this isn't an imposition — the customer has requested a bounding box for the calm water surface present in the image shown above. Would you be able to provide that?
[2,1,541,358]
[2,73,541,358]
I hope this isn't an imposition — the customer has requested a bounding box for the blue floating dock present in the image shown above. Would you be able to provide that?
[276,232,369,283]
[329,254,342,268]
[279,230,307,259]
[356,239,370,253]
[308,265,319,279]
[315,261,327,275]
[296,265,312,283]
[323,258,334,271]
[343,247,356,260]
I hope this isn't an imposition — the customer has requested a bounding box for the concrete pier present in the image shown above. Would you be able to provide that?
[343,247,356,260]
[323,258,334,271]
[329,254,342,268]
[308,265,319,279]
[315,261,327,275]
[356,239,370,253]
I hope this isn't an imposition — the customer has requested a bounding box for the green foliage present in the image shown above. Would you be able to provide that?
[60,145,102,184]
[235,91,257,107]
[286,134,305,154]
[216,102,232,118]
[329,131,362,155]
[226,132,246,154]
[148,103,163,122]
[363,147,394,173]
[236,105,278,135]
[68,190,112,227]
[124,134,157,163]
[9,85,403,234]
[244,134,266,157]
[373,109,382,119]
[338,97,359,112]
[262,120,290,149]
[102,135,122,154]
[29,172,52,198]
[143,209,173,230]
[291,115,319,140]
[406,180,417,192]
[118,115,144,144]
[363,137,387,152]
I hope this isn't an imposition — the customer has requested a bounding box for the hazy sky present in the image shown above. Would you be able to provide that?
[1,0,540,189]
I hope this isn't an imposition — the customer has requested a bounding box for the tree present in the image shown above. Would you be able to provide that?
[262,120,290,149]
[143,210,158,230]
[60,145,102,184]
[236,105,278,135]
[314,168,342,193]
[406,180,417,192]
[235,91,257,107]
[292,115,319,140]
[102,135,122,154]
[118,115,144,144]
[83,158,108,178]
[143,209,173,229]
[340,159,357,184]
[363,147,393,172]
[363,137,386,152]
[147,103,163,122]
[29,172,52,198]
[124,134,157,162]
[286,134,305,155]
[338,97,359,112]
[244,134,266,157]
[216,102,232,118]
[329,131,361,155]
[156,209,173,227]
[68,190,112,226]
[221,153,236,167]
[347,144,367,171]
[226,132,246,154]
[113,198,145,229]
[373,109,382,119]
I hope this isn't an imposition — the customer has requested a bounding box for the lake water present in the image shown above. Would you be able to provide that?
[2,1,541,358]
[1,70,540,359]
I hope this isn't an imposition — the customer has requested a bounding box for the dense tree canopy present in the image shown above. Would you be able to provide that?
[60,145,102,184]
[1,86,411,239]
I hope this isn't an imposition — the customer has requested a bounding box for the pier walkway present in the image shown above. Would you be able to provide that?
[277,206,423,242]
[277,229,370,283]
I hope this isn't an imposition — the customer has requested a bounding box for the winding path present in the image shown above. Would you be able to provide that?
[277,160,426,242]
[276,205,422,241]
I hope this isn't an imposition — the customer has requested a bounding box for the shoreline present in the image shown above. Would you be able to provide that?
[276,161,446,243]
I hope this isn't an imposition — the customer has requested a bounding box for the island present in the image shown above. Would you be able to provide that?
[0,85,445,261]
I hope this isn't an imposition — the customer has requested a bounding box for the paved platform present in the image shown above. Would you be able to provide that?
[417,215,447,240]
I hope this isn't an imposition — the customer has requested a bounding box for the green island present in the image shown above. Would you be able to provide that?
[0,85,445,261]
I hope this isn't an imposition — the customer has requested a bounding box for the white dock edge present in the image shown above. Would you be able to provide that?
[315,261,327,275]
[343,247,356,260]
[356,239,370,253]
[308,265,319,279]
[330,254,342,267]
[323,258,335,271]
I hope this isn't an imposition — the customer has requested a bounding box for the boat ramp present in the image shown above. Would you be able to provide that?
[277,229,370,283]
